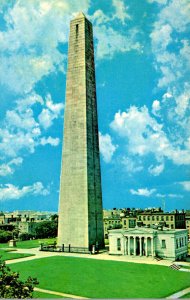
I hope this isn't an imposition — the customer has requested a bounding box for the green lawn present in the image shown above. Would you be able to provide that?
[0,238,56,249]
[0,249,34,260]
[181,292,190,298]
[33,291,65,298]
[10,256,190,298]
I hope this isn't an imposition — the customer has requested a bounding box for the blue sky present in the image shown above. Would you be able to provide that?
[0,0,190,212]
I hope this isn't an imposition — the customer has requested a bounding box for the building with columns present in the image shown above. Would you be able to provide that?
[109,227,188,261]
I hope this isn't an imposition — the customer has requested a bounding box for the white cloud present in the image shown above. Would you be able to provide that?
[40,136,60,147]
[0,157,23,177]
[152,100,161,116]
[99,132,117,163]
[112,0,131,24]
[148,163,164,176]
[121,157,143,173]
[0,93,63,160]
[130,188,156,197]
[0,0,90,94]
[0,164,12,177]
[94,25,141,60]
[150,0,190,120]
[155,193,166,198]
[179,181,190,191]
[148,0,168,4]
[168,194,184,199]
[110,105,190,168]
[0,181,50,201]
[90,7,141,60]
[38,95,64,129]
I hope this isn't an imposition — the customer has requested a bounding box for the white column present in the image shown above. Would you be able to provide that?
[151,237,154,257]
[134,237,136,256]
[140,237,142,256]
[128,236,130,255]
[146,237,148,256]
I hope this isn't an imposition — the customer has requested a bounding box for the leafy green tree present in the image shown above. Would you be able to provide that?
[35,220,57,238]
[0,259,38,298]
[19,233,34,241]
[0,230,12,243]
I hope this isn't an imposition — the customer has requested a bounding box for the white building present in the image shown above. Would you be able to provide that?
[109,227,188,261]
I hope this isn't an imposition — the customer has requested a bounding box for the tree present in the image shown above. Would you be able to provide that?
[0,230,12,243]
[0,259,38,298]
[35,220,57,238]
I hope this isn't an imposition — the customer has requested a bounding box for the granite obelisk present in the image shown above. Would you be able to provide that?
[58,13,104,251]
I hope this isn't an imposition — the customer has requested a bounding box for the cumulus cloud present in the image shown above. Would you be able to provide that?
[99,132,117,163]
[0,181,50,201]
[40,136,60,147]
[152,100,161,116]
[121,157,143,173]
[91,5,141,60]
[94,25,141,60]
[110,105,190,169]
[150,0,190,119]
[0,93,63,160]
[0,157,23,177]
[112,0,131,24]
[0,0,141,94]
[148,163,164,176]
[0,0,91,94]
[179,181,190,191]
[130,188,156,197]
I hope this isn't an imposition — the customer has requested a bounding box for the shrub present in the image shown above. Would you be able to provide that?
[0,258,38,298]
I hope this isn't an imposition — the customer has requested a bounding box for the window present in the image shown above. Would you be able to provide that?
[162,240,166,248]
[166,216,169,221]
[157,216,159,221]
[117,238,121,251]
[129,220,136,228]
[152,216,155,221]
[124,220,126,225]
[161,216,164,221]
[143,216,146,221]
[147,216,150,221]
[171,224,174,229]
[76,24,79,36]
[171,216,173,221]
[139,216,141,221]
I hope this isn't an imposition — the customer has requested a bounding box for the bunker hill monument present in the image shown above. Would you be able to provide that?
[58,13,104,251]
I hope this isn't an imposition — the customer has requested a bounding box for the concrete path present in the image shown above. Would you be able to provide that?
[166,287,190,299]
[5,247,175,266]
[34,287,89,299]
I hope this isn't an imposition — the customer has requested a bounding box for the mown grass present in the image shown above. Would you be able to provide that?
[33,291,65,298]
[10,256,190,298]
[180,292,190,298]
[0,238,56,249]
[0,249,34,260]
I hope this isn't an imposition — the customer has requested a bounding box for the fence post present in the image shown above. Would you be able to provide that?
[69,244,71,252]
[62,244,64,252]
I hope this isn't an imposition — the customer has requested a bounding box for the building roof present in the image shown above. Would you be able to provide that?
[108,227,187,235]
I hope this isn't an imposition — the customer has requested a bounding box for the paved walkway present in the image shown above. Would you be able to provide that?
[34,287,89,299]
[6,247,174,266]
[166,287,190,299]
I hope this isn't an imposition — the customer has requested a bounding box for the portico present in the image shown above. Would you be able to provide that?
[124,235,155,257]
[108,227,188,260]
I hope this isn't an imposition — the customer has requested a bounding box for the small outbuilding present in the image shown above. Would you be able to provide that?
[108,227,188,261]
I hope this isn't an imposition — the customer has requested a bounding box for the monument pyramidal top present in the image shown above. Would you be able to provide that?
[73,11,86,19]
